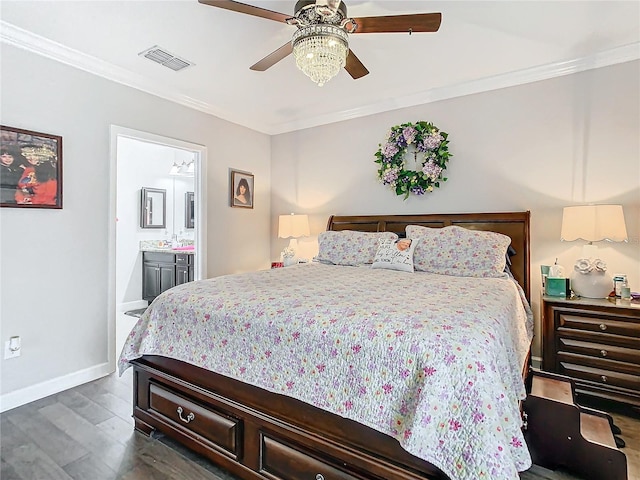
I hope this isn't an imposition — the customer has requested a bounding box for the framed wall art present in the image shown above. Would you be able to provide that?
[0,125,63,209]
[230,170,254,209]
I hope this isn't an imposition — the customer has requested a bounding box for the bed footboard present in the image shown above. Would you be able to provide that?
[132,356,448,480]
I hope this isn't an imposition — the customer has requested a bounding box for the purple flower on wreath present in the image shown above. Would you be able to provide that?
[382,142,399,159]
[381,167,399,185]
[422,161,443,181]
[411,186,425,195]
[392,130,407,148]
[402,126,417,144]
[421,132,444,151]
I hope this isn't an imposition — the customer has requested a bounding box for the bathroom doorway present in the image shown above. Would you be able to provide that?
[108,126,207,369]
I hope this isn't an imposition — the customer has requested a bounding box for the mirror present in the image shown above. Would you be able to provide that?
[185,191,195,229]
[140,187,166,228]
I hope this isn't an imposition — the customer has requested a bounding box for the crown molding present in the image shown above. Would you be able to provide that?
[269,42,640,135]
[2,21,638,136]
[0,21,259,132]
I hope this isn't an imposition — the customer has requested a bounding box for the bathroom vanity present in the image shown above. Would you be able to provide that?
[142,251,194,303]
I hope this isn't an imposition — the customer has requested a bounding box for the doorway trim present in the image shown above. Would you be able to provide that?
[108,125,208,371]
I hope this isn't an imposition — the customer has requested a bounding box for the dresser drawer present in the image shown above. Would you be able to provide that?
[558,338,640,365]
[559,362,640,392]
[149,383,240,458]
[260,434,364,480]
[558,313,640,338]
[557,351,640,377]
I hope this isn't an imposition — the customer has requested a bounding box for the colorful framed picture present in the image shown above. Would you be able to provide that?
[0,125,63,209]
[230,170,254,209]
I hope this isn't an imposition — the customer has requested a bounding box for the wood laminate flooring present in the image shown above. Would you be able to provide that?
[1,368,638,480]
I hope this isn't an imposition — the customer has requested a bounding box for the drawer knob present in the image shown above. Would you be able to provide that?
[601,375,608,383]
[177,406,195,424]
[599,323,607,331]
[600,349,608,357]
[315,475,325,480]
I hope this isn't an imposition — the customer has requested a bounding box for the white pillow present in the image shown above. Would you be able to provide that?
[371,238,417,273]
[406,225,510,278]
[315,230,399,266]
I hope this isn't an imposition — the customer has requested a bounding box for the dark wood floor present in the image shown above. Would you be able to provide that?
[1,368,638,480]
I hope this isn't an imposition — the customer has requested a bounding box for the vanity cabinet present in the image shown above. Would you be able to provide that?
[143,252,194,302]
[175,254,194,286]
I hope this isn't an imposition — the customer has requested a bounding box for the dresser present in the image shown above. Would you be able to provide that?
[541,295,640,409]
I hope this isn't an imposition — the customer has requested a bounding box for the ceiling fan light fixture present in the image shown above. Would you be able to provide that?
[292,24,348,87]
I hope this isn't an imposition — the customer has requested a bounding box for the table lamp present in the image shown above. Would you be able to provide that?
[278,213,310,266]
[560,205,628,298]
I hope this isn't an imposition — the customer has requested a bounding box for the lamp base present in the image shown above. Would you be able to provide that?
[571,271,612,299]
[283,256,297,267]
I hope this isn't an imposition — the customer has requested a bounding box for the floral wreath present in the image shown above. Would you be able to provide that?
[374,121,451,199]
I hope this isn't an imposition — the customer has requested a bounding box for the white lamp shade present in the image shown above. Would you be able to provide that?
[561,205,628,242]
[278,214,310,239]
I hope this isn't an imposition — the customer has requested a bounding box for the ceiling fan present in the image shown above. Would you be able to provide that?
[198,0,442,86]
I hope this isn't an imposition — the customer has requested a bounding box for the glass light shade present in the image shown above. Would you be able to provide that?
[278,214,310,239]
[169,161,181,175]
[292,25,348,87]
[561,205,628,242]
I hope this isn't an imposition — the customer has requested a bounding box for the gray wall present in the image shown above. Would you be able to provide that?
[270,60,640,361]
[0,44,271,403]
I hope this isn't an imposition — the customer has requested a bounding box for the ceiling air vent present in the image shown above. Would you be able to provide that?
[139,45,194,72]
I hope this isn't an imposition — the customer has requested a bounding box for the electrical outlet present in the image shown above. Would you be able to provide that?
[4,338,21,359]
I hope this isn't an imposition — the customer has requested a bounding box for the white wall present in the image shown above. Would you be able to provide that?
[270,61,640,361]
[0,44,271,406]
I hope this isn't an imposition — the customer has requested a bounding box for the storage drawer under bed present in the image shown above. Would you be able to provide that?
[260,433,366,480]
[148,382,241,459]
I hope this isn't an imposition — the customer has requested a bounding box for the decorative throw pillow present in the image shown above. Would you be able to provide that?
[371,238,417,273]
[405,225,510,278]
[315,230,399,266]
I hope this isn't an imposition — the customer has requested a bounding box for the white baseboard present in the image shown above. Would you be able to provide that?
[0,362,113,413]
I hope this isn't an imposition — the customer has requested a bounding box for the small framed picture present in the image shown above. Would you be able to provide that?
[230,170,254,209]
[1,125,63,209]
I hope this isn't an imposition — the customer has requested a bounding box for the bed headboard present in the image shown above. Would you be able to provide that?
[326,212,531,301]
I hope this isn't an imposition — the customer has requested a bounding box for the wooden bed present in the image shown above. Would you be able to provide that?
[130,211,531,480]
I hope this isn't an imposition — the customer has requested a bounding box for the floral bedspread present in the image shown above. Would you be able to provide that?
[119,263,533,480]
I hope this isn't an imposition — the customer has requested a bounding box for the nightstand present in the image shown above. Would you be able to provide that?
[541,295,640,409]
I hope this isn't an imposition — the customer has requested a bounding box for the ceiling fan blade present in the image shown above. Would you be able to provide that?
[250,42,293,71]
[351,13,442,34]
[345,49,369,79]
[198,0,290,23]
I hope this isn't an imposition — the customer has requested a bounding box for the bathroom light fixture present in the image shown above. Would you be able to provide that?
[170,160,195,177]
[169,161,181,175]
